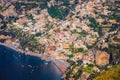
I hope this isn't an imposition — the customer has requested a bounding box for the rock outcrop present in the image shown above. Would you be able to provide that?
[95,50,110,66]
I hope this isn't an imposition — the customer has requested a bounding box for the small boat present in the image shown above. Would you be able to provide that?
[45,62,48,65]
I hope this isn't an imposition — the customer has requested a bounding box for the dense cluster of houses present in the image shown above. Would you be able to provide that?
[9,0,112,66]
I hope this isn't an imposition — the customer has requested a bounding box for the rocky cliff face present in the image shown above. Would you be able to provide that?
[95,50,110,66]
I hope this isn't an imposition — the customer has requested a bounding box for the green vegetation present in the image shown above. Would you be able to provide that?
[70,44,75,53]
[28,14,34,20]
[86,44,93,49]
[47,0,70,20]
[108,14,120,23]
[88,17,99,32]
[91,34,97,38]
[15,2,38,11]
[62,0,70,6]
[113,37,120,42]
[87,23,96,29]
[36,10,41,15]
[47,6,64,20]
[107,1,120,23]
[12,28,23,38]
[7,16,18,23]
[65,61,82,80]
[26,3,38,9]
[93,65,120,80]
[29,38,37,45]
[68,54,74,59]
[105,44,120,55]
[39,3,48,9]
[89,17,96,24]
[28,0,50,9]
[77,48,84,53]
[88,17,104,37]
[77,30,88,37]
[83,65,93,73]
[99,14,107,18]
[8,28,44,52]
[0,5,3,11]
[23,23,28,27]
[73,69,82,79]
[35,32,42,37]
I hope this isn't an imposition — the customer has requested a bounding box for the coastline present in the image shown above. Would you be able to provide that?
[0,43,69,75]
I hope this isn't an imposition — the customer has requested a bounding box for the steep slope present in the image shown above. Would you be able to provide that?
[94,65,120,80]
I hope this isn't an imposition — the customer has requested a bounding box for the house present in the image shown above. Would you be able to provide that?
[69,34,78,42]
[109,19,117,24]
[80,72,90,80]
[1,5,17,17]
[74,52,83,60]
[83,56,91,64]
[87,38,96,46]
[62,42,70,49]
[117,31,120,39]
[49,46,56,51]
[60,32,65,37]
[16,17,27,25]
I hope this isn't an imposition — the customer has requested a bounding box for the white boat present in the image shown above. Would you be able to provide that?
[45,62,48,65]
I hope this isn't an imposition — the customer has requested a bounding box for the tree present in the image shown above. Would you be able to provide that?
[47,6,64,20]
[0,5,3,11]
[78,48,84,53]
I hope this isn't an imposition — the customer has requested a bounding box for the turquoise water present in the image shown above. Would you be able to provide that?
[0,45,62,80]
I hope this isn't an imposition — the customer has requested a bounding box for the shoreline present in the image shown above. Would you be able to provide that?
[0,43,69,75]
[0,43,52,61]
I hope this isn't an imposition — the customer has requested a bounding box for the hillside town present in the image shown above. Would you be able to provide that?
[0,0,120,80]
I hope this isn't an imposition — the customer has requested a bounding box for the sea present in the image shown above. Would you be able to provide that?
[0,45,62,80]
